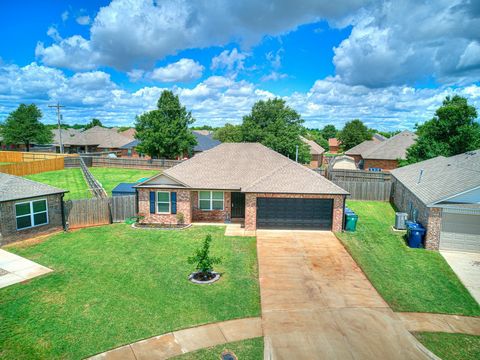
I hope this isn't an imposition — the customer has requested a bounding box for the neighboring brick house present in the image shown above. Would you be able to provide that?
[300,136,325,168]
[0,173,67,245]
[391,150,480,252]
[135,143,348,232]
[345,131,416,171]
[328,138,341,153]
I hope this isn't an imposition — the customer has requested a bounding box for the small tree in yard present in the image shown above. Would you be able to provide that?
[188,235,222,281]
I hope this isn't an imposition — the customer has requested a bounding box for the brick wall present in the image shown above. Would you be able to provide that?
[391,178,441,249]
[364,159,399,171]
[245,193,345,232]
[192,191,231,222]
[0,194,64,245]
[138,188,192,224]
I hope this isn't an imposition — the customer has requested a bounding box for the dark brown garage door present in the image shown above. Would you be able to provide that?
[256,198,333,230]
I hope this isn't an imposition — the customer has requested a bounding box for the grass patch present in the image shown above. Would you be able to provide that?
[414,332,480,360]
[89,167,158,195]
[336,201,480,316]
[172,337,264,360]
[25,168,91,200]
[0,225,260,359]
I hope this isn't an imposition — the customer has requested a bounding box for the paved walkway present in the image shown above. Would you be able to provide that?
[0,249,52,289]
[397,312,480,335]
[89,317,262,359]
[257,230,436,360]
[441,250,480,304]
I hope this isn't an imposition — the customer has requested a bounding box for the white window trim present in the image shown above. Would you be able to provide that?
[156,191,171,214]
[198,191,224,211]
[15,198,49,231]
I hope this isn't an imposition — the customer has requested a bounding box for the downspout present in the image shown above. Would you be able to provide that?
[342,195,347,231]
[60,193,67,231]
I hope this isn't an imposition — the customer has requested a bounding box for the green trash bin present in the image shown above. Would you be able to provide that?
[345,213,358,232]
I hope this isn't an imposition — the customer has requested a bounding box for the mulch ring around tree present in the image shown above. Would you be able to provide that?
[188,271,221,284]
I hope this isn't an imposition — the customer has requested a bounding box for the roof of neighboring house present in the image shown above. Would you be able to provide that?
[328,138,340,147]
[120,139,140,149]
[193,131,221,152]
[0,173,68,202]
[300,136,325,155]
[373,133,387,141]
[391,149,480,206]
[361,130,417,160]
[52,126,132,149]
[137,143,348,195]
[120,128,136,140]
[345,139,382,156]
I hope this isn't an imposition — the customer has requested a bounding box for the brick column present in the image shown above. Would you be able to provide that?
[425,207,442,250]
[245,193,257,231]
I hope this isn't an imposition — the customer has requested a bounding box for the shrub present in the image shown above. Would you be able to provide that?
[176,212,185,224]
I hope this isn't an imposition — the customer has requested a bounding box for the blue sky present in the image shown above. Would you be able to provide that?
[0,0,479,130]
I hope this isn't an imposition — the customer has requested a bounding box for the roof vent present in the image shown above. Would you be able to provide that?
[417,169,424,184]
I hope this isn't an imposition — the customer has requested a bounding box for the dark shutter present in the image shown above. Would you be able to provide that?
[171,192,177,214]
[149,191,155,214]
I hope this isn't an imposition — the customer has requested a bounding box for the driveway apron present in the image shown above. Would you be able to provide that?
[257,230,435,360]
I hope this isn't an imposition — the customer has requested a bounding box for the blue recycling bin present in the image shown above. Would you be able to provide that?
[407,222,425,248]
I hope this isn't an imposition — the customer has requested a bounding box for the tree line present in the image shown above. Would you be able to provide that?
[1,90,479,165]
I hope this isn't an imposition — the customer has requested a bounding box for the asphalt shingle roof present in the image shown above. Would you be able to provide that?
[140,143,348,195]
[52,126,132,148]
[345,139,382,156]
[0,173,67,202]
[301,136,325,155]
[361,130,417,160]
[193,131,221,152]
[391,149,480,206]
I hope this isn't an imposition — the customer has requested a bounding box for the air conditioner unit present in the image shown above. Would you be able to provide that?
[395,212,408,230]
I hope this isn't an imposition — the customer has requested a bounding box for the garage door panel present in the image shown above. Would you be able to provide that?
[440,212,480,252]
[257,198,333,230]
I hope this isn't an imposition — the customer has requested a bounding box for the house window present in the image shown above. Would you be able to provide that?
[199,191,224,211]
[157,191,171,213]
[15,199,49,230]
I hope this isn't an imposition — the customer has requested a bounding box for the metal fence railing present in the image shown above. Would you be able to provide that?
[79,157,107,198]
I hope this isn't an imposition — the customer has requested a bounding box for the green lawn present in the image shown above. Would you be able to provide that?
[415,332,480,360]
[0,225,260,359]
[172,337,264,360]
[89,167,158,195]
[336,201,480,316]
[25,168,91,200]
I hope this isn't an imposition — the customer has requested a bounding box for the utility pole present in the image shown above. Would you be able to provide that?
[49,102,65,153]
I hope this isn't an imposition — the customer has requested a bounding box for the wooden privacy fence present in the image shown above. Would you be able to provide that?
[65,196,136,229]
[0,157,65,176]
[336,180,393,201]
[92,157,182,169]
[327,168,391,182]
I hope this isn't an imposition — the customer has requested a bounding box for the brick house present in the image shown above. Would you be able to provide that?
[0,173,67,245]
[345,130,417,171]
[328,138,341,153]
[135,143,348,232]
[391,150,480,252]
[301,136,325,168]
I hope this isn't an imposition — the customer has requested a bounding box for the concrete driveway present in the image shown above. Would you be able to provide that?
[257,230,435,360]
[441,250,480,304]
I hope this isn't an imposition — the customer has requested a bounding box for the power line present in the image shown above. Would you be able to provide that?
[48,102,65,153]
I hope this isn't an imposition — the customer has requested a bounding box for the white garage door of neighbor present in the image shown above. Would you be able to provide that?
[440,212,480,252]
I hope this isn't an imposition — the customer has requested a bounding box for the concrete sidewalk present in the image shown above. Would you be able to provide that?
[0,249,52,289]
[397,312,480,335]
[89,317,262,360]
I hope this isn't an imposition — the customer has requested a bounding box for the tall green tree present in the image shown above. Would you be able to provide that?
[213,123,243,142]
[321,124,338,140]
[85,118,103,130]
[405,95,480,164]
[337,119,371,150]
[241,98,310,162]
[135,90,196,158]
[1,104,52,151]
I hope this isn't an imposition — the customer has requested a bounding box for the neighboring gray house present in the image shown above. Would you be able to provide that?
[0,174,68,245]
[391,150,480,252]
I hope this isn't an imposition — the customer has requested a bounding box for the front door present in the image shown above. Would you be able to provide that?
[231,192,245,218]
